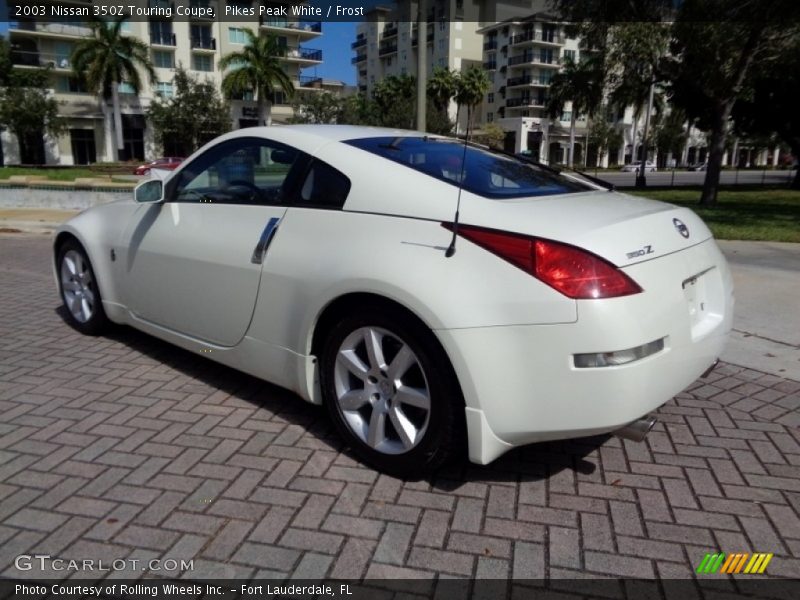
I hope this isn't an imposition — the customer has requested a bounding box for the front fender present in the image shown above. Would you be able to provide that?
[54,201,140,320]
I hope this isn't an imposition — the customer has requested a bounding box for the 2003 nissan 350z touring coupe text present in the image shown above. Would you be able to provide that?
[54,125,733,476]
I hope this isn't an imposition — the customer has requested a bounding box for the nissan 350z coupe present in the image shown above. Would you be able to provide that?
[54,125,733,475]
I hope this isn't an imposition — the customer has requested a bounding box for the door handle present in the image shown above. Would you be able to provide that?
[251,217,281,264]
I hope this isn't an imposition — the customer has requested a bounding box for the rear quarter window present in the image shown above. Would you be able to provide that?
[344,136,589,199]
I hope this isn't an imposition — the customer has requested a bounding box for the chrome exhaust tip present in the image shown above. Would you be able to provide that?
[614,415,657,443]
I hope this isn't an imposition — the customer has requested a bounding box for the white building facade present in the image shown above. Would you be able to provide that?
[2,0,328,165]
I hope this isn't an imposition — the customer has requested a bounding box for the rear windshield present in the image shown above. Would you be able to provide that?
[344,136,589,199]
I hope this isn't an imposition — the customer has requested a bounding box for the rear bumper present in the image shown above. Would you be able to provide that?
[437,238,734,465]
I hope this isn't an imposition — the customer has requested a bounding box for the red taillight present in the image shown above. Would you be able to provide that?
[442,223,642,299]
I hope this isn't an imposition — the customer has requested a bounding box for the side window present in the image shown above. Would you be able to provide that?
[296,159,351,209]
[169,138,305,205]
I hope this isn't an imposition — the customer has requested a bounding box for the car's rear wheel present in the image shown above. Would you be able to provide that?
[320,307,463,477]
[57,240,108,335]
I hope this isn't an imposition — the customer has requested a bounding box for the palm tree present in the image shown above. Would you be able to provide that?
[546,56,605,166]
[219,31,294,126]
[426,67,457,113]
[72,16,155,161]
[454,67,490,134]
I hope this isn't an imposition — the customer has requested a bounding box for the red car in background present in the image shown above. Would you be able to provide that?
[133,157,184,175]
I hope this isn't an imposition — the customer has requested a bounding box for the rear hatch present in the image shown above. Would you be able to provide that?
[460,190,712,267]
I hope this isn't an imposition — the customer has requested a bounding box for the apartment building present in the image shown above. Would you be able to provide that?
[3,0,328,165]
[353,0,485,129]
[478,14,591,162]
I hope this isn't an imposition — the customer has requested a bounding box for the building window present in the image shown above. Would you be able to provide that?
[438,39,446,51]
[488,92,494,103]
[55,75,87,94]
[228,27,247,44]
[564,49,576,63]
[118,82,135,94]
[155,82,174,98]
[401,50,407,61]
[273,91,286,105]
[153,50,174,69]
[487,112,493,122]
[192,54,213,72]
[560,111,572,122]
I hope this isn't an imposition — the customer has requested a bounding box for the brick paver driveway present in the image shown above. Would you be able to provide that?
[1,234,799,585]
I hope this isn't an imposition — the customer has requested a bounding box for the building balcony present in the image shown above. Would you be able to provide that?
[285,47,323,62]
[483,39,498,51]
[507,75,551,87]
[189,0,216,18]
[508,54,561,67]
[507,75,531,87]
[10,49,73,70]
[507,96,547,108]
[382,24,398,39]
[510,30,564,46]
[260,18,322,37]
[9,21,91,38]
[379,43,397,56]
[483,61,497,70]
[352,37,366,49]
[298,75,323,89]
[150,32,177,47]
[191,37,216,51]
[351,53,367,64]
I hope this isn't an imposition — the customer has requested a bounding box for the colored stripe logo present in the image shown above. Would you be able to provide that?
[696,552,773,574]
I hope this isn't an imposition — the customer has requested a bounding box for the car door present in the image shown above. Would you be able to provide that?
[120,136,307,347]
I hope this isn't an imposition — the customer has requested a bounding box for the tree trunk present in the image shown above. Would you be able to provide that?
[701,25,765,205]
[568,110,576,167]
[791,143,800,189]
[700,109,727,206]
[264,101,272,127]
[257,94,266,126]
[629,114,639,164]
[111,84,124,161]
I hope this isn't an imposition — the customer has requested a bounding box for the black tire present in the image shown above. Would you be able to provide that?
[56,239,109,336]
[320,305,464,478]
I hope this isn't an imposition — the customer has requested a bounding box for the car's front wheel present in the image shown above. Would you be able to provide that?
[320,307,463,477]
[57,240,109,335]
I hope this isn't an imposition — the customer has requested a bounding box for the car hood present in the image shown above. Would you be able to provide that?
[455,190,713,268]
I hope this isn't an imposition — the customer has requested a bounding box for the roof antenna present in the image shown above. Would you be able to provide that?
[445,105,471,258]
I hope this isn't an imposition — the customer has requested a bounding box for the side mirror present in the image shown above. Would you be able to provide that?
[134,179,164,203]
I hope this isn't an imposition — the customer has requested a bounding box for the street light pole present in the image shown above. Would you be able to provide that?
[416,0,428,132]
[636,76,655,188]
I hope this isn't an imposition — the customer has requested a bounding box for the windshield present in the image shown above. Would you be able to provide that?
[345,136,590,199]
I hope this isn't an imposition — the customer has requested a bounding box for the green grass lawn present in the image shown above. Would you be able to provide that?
[0,166,134,184]
[0,166,100,181]
[627,187,800,243]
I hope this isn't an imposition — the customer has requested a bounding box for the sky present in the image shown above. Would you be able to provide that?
[307,21,358,85]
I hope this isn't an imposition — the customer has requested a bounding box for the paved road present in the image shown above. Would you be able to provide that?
[592,169,795,188]
[0,235,798,587]
[719,241,800,381]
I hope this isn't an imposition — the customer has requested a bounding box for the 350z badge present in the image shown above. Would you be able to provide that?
[626,245,655,259]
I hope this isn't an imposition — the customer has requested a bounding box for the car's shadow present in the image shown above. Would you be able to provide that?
[57,308,607,486]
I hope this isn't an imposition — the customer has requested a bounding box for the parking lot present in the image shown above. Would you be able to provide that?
[1,234,798,587]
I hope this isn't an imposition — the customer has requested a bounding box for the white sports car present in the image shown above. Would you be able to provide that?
[54,125,733,475]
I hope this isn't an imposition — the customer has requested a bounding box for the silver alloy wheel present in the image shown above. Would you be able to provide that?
[333,326,431,455]
[60,249,95,324]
